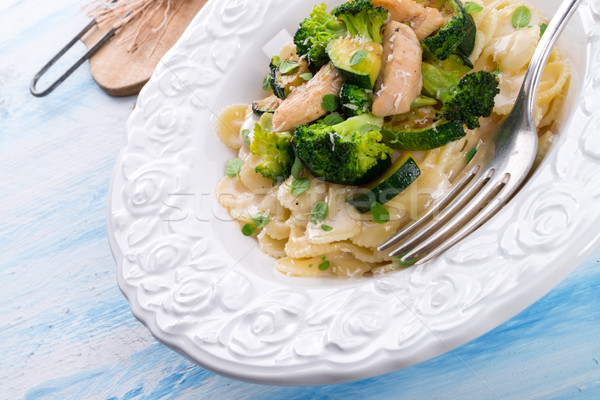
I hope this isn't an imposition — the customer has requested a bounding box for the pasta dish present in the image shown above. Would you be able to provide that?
[215,0,569,277]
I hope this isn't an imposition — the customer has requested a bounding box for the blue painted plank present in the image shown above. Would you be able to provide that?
[2,0,599,399]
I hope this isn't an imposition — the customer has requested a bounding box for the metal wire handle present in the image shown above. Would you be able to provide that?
[29,20,118,97]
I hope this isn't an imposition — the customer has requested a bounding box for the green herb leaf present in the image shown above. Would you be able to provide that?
[323,113,345,126]
[349,50,368,66]
[271,55,281,66]
[251,211,270,229]
[242,223,256,236]
[492,64,501,78]
[242,129,251,146]
[308,264,313,268]
[318,260,330,271]
[310,201,329,223]
[321,224,333,231]
[262,75,271,91]
[359,124,381,135]
[466,147,477,164]
[512,6,531,29]
[539,23,548,37]
[321,94,339,112]
[291,157,303,179]
[291,178,311,196]
[300,72,313,81]
[279,59,299,75]
[371,202,390,224]
[463,2,483,14]
[225,158,243,178]
[393,252,418,267]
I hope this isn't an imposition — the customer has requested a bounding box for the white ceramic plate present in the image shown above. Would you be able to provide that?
[108,0,600,385]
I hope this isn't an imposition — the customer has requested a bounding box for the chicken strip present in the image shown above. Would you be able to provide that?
[272,64,343,133]
[372,21,423,117]
[372,0,444,40]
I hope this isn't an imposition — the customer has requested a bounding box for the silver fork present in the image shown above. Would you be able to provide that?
[378,0,582,265]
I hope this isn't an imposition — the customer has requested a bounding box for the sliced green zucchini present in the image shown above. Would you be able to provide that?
[252,95,282,116]
[380,106,466,150]
[410,95,438,109]
[458,12,476,58]
[418,0,470,60]
[326,38,382,89]
[347,153,421,213]
[269,57,310,99]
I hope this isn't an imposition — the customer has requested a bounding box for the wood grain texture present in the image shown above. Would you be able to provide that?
[1,0,600,399]
[81,0,208,96]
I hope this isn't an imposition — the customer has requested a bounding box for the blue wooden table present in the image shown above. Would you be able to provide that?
[2,0,600,398]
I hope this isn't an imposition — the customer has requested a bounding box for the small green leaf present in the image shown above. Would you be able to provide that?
[262,75,271,91]
[512,6,531,29]
[242,223,256,236]
[349,50,368,66]
[308,264,313,268]
[321,224,333,231]
[251,212,270,229]
[225,158,243,178]
[321,254,326,260]
[371,202,390,224]
[463,2,483,14]
[318,260,330,271]
[291,178,311,196]
[300,72,313,81]
[321,94,339,112]
[359,124,380,135]
[466,147,477,164]
[279,59,299,75]
[291,157,303,179]
[271,55,281,66]
[393,252,418,267]
[242,129,251,146]
[323,113,345,126]
[310,201,329,223]
[492,64,501,78]
[539,23,548,37]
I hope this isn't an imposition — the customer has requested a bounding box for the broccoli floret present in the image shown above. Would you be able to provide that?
[440,71,500,129]
[332,0,388,43]
[421,61,499,129]
[340,83,373,117]
[294,3,348,69]
[250,122,294,184]
[422,1,467,60]
[421,61,463,103]
[294,113,393,185]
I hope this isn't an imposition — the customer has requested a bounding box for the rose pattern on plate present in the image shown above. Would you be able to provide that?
[107,0,600,384]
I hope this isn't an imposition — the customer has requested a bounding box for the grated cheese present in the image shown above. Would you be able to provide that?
[394,93,403,110]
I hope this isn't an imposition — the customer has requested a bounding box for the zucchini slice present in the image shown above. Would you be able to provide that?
[347,153,421,213]
[326,38,382,89]
[252,95,282,116]
[381,106,466,150]
[269,57,310,99]
[458,12,476,58]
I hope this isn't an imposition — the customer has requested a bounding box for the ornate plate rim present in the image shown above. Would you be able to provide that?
[107,0,600,385]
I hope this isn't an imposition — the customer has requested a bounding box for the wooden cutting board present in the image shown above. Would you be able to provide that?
[81,0,208,97]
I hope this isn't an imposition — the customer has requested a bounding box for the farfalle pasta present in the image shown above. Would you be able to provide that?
[215,0,570,277]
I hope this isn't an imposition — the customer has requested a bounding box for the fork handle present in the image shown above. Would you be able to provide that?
[521,0,583,116]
